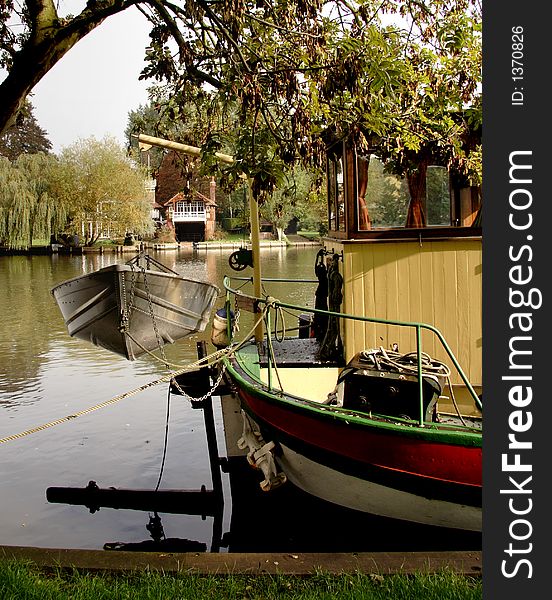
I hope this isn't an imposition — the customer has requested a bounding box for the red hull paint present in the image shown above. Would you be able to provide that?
[237,388,481,488]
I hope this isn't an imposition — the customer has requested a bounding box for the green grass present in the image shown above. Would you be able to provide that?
[92,239,118,247]
[296,230,321,240]
[0,560,481,599]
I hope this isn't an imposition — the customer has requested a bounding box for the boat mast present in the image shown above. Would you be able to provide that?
[135,134,264,342]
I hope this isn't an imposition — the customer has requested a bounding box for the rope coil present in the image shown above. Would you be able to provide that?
[358,347,452,378]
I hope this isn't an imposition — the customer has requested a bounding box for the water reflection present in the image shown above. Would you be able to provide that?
[0,247,320,551]
[43,458,480,554]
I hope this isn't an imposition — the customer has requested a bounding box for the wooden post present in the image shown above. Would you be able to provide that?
[197,342,223,499]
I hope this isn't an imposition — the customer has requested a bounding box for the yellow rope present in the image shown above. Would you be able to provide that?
[0,308,267,445]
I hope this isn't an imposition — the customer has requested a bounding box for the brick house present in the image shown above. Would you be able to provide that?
[154,150,218,242]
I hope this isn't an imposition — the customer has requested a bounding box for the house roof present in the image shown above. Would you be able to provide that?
[163,190,217,207]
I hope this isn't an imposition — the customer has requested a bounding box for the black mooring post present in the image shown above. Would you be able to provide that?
[197,341,223,500]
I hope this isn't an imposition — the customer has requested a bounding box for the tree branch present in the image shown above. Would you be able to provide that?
[0,0,139,134]
[142,0,223,89]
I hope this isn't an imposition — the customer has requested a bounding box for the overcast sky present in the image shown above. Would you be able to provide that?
[31,7,152,154]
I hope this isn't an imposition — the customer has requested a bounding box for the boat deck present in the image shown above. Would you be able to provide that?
[257,337,343,368]
[234,338,342,403]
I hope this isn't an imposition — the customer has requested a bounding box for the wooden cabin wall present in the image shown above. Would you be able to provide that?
[324,238,482,387]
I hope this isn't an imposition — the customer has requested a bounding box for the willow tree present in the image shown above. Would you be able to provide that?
[53,136,152,245]
[0,153,65,248]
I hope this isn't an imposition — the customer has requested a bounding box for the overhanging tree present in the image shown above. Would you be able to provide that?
[1,1,482,208]
[0,0,141,134]
[132,0,481,206]
[0,0,326,135]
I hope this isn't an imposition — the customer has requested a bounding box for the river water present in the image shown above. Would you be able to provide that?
[0,246,481,553]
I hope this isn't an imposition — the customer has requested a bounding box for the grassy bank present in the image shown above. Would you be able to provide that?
[1,560,481,599]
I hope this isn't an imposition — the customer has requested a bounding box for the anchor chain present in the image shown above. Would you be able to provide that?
[138,261,170,368]
[170,363,227,404]
[119,259,138,335]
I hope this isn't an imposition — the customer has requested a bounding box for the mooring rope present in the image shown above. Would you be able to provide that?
[0,373,177,445]
[0,308,268,445]
[263,298,285,393]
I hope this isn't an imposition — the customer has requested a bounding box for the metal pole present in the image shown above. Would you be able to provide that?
[416,326,424,427]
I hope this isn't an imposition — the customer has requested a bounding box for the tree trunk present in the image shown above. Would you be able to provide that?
[405,163,428,228]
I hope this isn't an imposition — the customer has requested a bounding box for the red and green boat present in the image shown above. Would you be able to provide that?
[218,133,482,531]
[220,276,482,532]
[134,132,483,532]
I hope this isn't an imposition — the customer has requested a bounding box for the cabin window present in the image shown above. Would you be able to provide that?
[361,156,410,228]
[356,158,452,229]
[426,166,451,226]
[328,152,346,233]
[356,156,370,230]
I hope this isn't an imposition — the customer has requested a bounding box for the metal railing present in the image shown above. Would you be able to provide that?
[223,275,483,426]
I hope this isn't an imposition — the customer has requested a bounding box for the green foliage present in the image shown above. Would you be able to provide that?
[426,166,452,225]
[153,223,177,243]
[261,166,325,237]
[2,2,482,198]
[0,101,52,161]
[53,136,153,245]
[129,0,481,202]
[2,1,481,237]
[222,216,246,231]
[0,153,65,249]
[364,157,411,228]
[0,136,152,249]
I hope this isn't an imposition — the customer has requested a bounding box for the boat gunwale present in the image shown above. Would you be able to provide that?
[50,263,220,295]
[223,275,481,411]
[224,352,482,509]
[223,344,482,447]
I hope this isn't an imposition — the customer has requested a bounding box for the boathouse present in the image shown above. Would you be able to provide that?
[163,183,217,242]
[153,150,218,242]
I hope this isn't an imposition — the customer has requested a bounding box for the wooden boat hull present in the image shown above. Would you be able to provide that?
[224,345,482,531]
[52,264,219,360]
